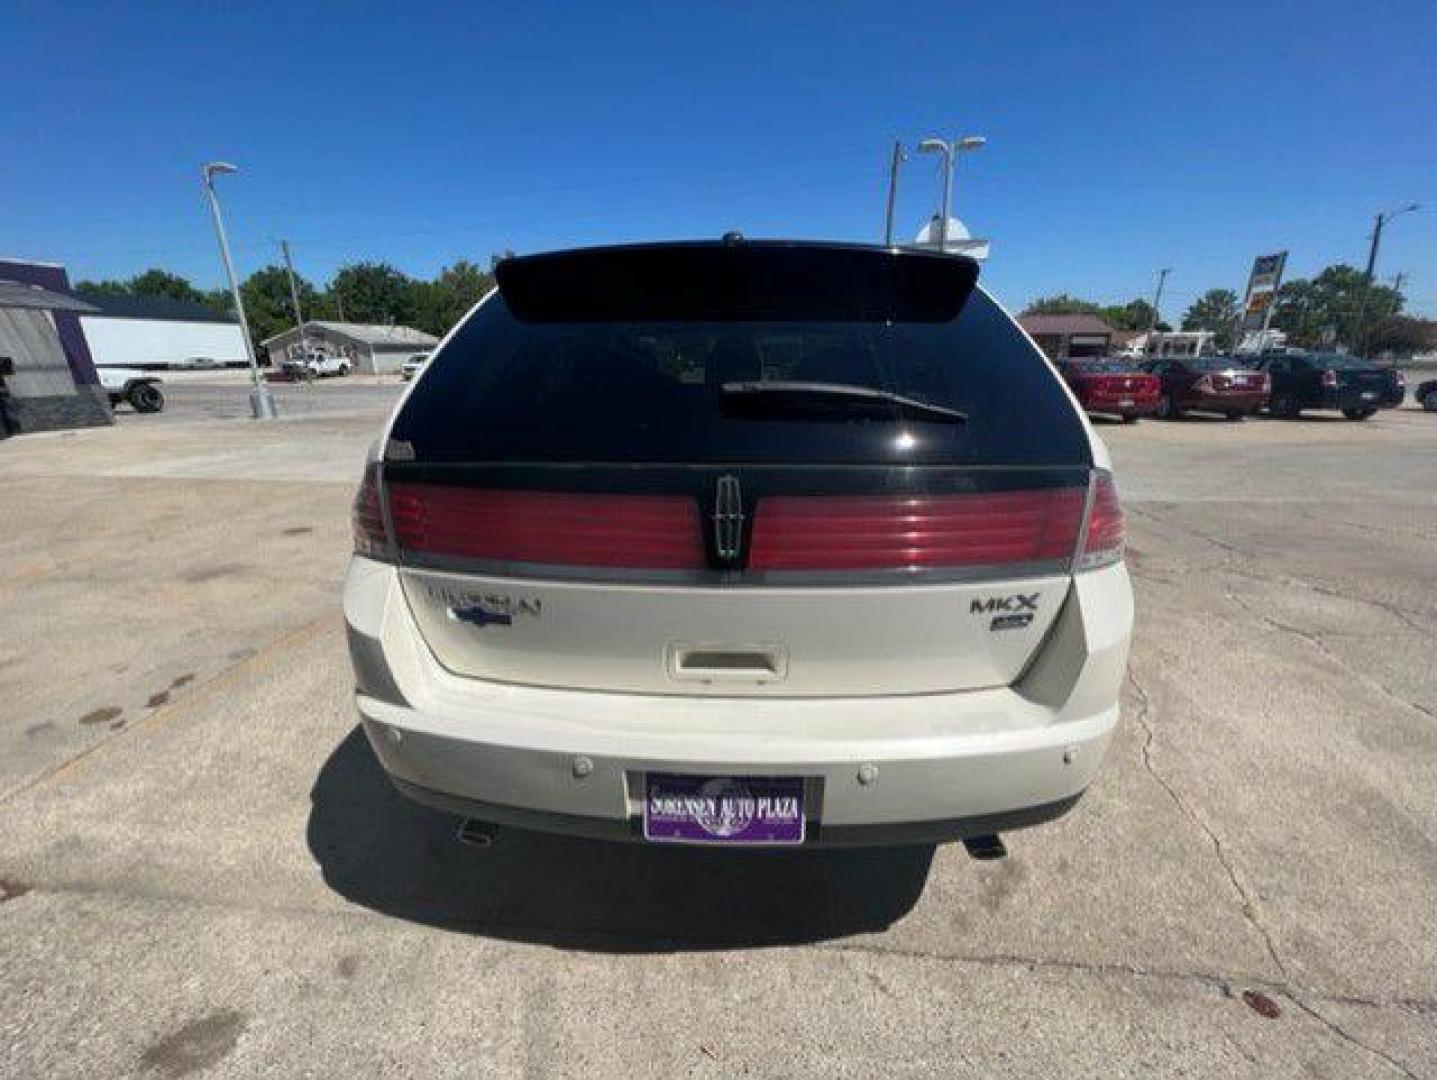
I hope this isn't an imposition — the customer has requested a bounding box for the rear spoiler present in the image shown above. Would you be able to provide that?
[494,240,980,324]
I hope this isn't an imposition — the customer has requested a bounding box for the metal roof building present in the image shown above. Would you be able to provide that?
[261,321,439,375]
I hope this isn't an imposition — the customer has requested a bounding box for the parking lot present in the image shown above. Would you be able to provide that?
[2,382,1435,1078]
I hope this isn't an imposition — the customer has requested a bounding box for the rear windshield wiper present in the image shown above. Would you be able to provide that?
[720,381,968,424]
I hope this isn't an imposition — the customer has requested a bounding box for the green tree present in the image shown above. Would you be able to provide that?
[1023,295,1103,316]
[203,288,235,318]
[1100,299,1164,333]
[239,265,325,346]
[405,279,452,338]
[1181,288,1240,349]
[1023,295,1168,332]
[1367,315,1435,358]
[402,260,497,337]
[1270,264,1403,350]
[127,269,209,305]
[328,262,415,326]
[73,278,131,296]
[438,260,494,314]
[75,269,232,318]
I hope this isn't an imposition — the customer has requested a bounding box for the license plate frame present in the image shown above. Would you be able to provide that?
[642,773,806,846]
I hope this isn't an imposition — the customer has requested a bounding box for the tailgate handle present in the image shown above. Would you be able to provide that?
[667,644,788,683]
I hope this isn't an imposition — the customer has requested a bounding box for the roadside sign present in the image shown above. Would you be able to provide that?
[1238,252,1287,339]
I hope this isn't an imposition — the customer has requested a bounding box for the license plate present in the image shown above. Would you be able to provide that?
[643,773,805,845]
[1118,399,1134,407]
[1361,391,1377,400]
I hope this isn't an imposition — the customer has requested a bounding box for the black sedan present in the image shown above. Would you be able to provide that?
[1254,353,1405,420]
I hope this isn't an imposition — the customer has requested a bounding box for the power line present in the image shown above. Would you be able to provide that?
[28,165,889,266]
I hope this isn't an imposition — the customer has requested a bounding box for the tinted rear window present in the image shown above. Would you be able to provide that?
[391,287,1090,467]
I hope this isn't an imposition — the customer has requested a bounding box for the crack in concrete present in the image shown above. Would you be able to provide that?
[1295,504,1437,546]
[1129,504,1436,634]
[830,937,1436,1073]
[7,871,1432,1072]
[1283,995,1422,1080]
[1230,597,1437,724]
[1126,669,1293,984]
[829,938,1237,997]
[1127,665,1427,1079]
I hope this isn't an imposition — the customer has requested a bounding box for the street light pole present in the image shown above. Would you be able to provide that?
[917,139,953,250]
[918,135,986,251]
[201,162,276,419]
[883,140,906,246]
[1353,203,1418,357]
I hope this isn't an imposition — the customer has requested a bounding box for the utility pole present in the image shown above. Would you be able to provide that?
[883,140,906,246]
[280,240,309,364]
[1147,268,1171,357]
[201,162,276,419]
[1353,203,1419,356]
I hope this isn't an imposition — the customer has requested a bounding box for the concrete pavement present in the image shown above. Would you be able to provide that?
[1,384,1434,1077]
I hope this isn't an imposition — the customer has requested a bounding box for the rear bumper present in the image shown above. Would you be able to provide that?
[388,774,1084,847]
[1076,393,1158,415]
[1320,389,1403,410]
[345,558,1131,847]
[1180,391,1267,413]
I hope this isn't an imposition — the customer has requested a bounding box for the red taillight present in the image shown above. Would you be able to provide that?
[1079,472,1124,569]
[748,487,1088,571]
[352,462,392,560]
[1322,369,1339,388]
[387,484,705,569]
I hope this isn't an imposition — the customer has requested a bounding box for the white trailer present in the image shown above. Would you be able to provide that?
[81,314,247,370]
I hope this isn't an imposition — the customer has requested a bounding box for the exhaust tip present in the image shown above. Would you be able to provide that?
[963,834,1007,860]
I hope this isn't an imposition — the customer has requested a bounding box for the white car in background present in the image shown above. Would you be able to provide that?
[345,240,1132,852]
[400,353,430,381]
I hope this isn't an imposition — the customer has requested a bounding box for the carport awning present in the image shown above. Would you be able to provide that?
[0,280,100,313]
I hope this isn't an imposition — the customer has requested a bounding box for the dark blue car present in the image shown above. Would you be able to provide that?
[1254,353,1405,420]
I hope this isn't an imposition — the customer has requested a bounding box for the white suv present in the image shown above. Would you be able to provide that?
[345,240,1132,848]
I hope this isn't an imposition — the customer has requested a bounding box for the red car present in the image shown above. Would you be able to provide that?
[1140,357,1270,420]
[1056,359,1160,423]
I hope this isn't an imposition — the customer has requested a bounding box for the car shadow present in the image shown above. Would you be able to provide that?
[306,727,937,953]
[1157,411,1245,423]
[1249,411,1362,424]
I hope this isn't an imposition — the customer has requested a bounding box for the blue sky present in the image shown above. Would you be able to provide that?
[5,2,1435,317]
